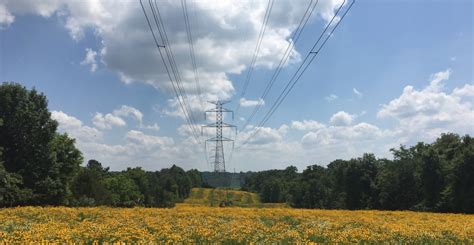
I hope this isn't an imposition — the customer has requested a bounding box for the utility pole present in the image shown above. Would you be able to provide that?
[203,100,236,172]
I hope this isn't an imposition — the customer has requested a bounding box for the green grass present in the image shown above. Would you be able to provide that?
[182,188,288,208]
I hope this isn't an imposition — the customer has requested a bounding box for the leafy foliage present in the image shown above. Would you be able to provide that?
[0,83,78,205]
[245,134,474,213]
[0,83,197,208]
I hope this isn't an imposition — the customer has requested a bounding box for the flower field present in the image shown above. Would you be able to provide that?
[0,206,473,243]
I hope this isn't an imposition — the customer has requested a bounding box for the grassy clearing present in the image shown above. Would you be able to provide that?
[182,188,287,208]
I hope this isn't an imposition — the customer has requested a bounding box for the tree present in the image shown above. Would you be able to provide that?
[144,171,175,207]
[104,174,143,207]
[187,169,202,188]
[420,148,444,210]
[71,159,110,206]
[0,162,31,207]
[377,146,424,210]
[260,177,284,203]
[298,165,330,208]
[442,135,474,213]
[42,133,83,205]
[0,83,64,204]
[164,165,192,199]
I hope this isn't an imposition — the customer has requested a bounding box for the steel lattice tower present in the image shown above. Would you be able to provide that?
[203,101,236,172]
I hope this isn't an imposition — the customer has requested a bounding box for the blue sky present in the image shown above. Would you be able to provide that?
[1,0,472,171]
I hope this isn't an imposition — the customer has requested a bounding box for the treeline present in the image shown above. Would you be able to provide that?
[70,161,203,207]
[0,83,201,207]
[2,83,473,213]
[243,133,474,213]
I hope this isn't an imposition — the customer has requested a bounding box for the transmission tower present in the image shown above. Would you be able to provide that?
[203,101,237,172]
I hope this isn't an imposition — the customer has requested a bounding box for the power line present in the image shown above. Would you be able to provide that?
[238,0,355,148]
[181,0,204,109]
[234,0,274,118]
[149,0,202,142]
[140,0,200,143]
[239,0,320,130]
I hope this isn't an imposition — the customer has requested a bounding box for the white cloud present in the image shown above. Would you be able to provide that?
[425,69,451,93]
[377,69,473,144]
[0,0,344,108]
[237,125,286,145]
[51,111,189,170]
[92,105,144,129]
[0,4,15,28]
[51,110,102,142]
[113,105,143,123]
[325,94,338,102]
[142,123,160,131]
[453,84,474,97]
[125,130,174,147]
[239,98,264,107]
[92,112,126,130]
[353,88,363,98]
[329,111,354,126]
[291,120,325,131]
[80,48,98,72]
[301,122,388,146]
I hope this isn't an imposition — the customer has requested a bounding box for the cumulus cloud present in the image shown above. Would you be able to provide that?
[1,0,344,119]
[113,105,143,123]
[291,120,325,131]
[237,125,288,145]
[51,110,189,170]
[141,123,160,131]
[452,84,474,98]
[240,98,264,107]
[329,111,354,126]
[51,110,102,142]
[92,112,126,130]
[92,105,144,129]
[80,48,98,72]
[377,69,473,143]
[301,122,388,146]
[125,130,174,147]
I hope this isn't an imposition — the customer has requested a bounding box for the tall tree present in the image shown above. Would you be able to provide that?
[187,169,202,188]
[71,159,110,205]
[420,147,444,210]
[0,83,66,204]
[444,135,474,213]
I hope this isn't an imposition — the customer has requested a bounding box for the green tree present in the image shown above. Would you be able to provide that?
[0,83,71,204]
[442,135,474,213]
[260,177,284,203]
[104,174,143,207]
[299,165,330,208]
[71,159,110,206]
[163,165,192,199]
[44,133,83,205]
[420,147,444,210]
[0,162,31,207]
[377,146,423,210]
[187,169,202,188]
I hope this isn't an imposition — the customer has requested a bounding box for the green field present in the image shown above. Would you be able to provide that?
[182,188,287,207]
